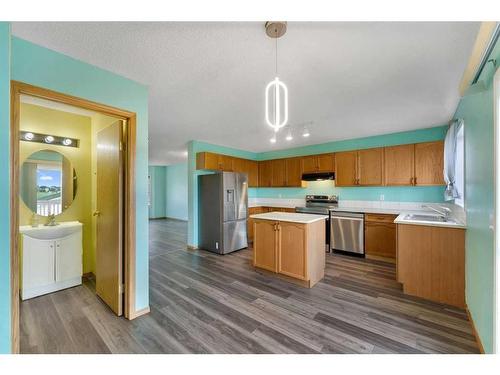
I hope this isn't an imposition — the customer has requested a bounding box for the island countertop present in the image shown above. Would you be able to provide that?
[250,212,327,224]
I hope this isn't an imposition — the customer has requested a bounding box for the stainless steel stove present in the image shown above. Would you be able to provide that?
[295,195,339,214]
[296,195,338,252]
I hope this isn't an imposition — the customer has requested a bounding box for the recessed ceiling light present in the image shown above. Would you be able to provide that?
[62,138,72,146]
[44,135,54,143]
[24,132,34,141]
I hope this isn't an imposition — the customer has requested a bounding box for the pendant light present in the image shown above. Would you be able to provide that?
[265,21,288,133]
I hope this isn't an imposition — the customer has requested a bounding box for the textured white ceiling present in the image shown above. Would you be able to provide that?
[12,22,479,165]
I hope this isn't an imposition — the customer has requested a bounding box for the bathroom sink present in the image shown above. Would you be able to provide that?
[20,221,82,240]
[403,214,457,224]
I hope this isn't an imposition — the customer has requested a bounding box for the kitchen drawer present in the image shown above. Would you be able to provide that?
[364,213,397,223]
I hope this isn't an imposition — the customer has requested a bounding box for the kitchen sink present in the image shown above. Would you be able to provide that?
[403,214,457,224]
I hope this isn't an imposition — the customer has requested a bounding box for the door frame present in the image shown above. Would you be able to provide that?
[494,67,500,354]
[10,81,140,353]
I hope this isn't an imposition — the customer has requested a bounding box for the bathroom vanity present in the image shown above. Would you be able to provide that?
[20,221,83,300]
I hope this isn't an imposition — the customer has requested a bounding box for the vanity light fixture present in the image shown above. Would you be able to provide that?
[264,21,289,133]
[20,131,80,148]
[24,132,34,141]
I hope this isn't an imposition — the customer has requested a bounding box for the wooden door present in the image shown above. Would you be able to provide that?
[218,154,234,171]
[278,222,307,280]
[196,152,219,170]
[357,148,384,186]
[232,157,245,173]
[271,159,286,187]
[301,155,318,173]
[285,157,302,187]
[258,160,273,187]
[317,153,335,172]
[384,144,414,186]
[246,160,259,187]
[364,222,396,259]
[334,151,358,186]
[253,220,277,272]
[96,121,123,316]
[414,141,444,186]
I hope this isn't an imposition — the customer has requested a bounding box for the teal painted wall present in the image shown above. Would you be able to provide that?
[188,126,447,247]
[453,38,500,354]
[10,37,150,323]
[0,22,11,354]
[148,166,166,219]
[166,162,188,221]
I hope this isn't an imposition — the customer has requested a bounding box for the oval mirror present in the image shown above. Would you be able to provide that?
[20,150,77,216]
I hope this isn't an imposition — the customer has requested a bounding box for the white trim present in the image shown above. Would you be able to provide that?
[494,67,500,354]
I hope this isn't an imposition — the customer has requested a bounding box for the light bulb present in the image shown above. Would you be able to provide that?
[24,132,34,141]
[44,135,54,143]
[270,135,277,144]
[285,129,293,141]
[62,138,72,146]
[302,127,310,137]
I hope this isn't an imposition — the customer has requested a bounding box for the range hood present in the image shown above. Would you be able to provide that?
[301,172,335,181]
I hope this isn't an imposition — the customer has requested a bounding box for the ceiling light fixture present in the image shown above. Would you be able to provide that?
[285,127,293,141]
[62,138,73,146]
[44,135,54,143]
[265,21,288,133]
[270,134,277,144]
[24,132,34,141]
[302,126,310,138]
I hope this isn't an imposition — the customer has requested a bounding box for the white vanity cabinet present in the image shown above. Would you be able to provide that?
[20,222,83,300]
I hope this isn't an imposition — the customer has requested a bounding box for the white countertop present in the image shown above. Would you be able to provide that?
[250,212,327,224]
[394,212,466,229]
[331,206,403,215]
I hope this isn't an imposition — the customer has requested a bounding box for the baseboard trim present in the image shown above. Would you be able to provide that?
[165,217,188,222]
[466,305,485,354]
[365,254,396,264]
[128,306,151,320]
[149,217,167,220]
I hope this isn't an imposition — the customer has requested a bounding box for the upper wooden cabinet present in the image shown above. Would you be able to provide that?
[271,159,286,187]
[259,160,273,187]
[285,157,303,187]
[384,141,444,186]
[336,148,384,186]
[245,159,259,187]
[335,151,358,186]
[414,141,445,186]
[384,144,415,186]
[301,153,334,173]
[357,147,384,186]
[197,139,444,189]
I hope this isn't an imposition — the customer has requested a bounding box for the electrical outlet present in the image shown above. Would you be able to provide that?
[380,194,385,201]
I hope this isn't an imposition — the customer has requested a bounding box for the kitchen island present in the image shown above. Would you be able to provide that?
[250,212,326,288]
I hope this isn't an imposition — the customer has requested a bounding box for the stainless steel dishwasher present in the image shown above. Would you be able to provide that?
[329,211,364,255]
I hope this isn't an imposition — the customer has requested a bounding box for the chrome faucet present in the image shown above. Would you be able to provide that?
[422,205,452,220]
[44,214,58,226]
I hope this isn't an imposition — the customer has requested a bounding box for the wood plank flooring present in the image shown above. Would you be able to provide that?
[20,218,480,354]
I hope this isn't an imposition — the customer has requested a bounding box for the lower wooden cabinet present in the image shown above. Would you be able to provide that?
[364,213,397,261]
[248,207,296,243]
[253,218,325,287]
[397,224,465,307]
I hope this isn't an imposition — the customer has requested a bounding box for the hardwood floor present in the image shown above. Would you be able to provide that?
[20,218,480,354]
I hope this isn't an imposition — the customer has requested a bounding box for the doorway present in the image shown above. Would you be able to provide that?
[10,81,139,353]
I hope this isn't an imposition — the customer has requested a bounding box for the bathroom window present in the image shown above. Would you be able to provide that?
[454,124,465,207]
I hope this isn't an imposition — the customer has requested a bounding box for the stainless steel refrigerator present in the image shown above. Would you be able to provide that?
[198,172,248,254]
